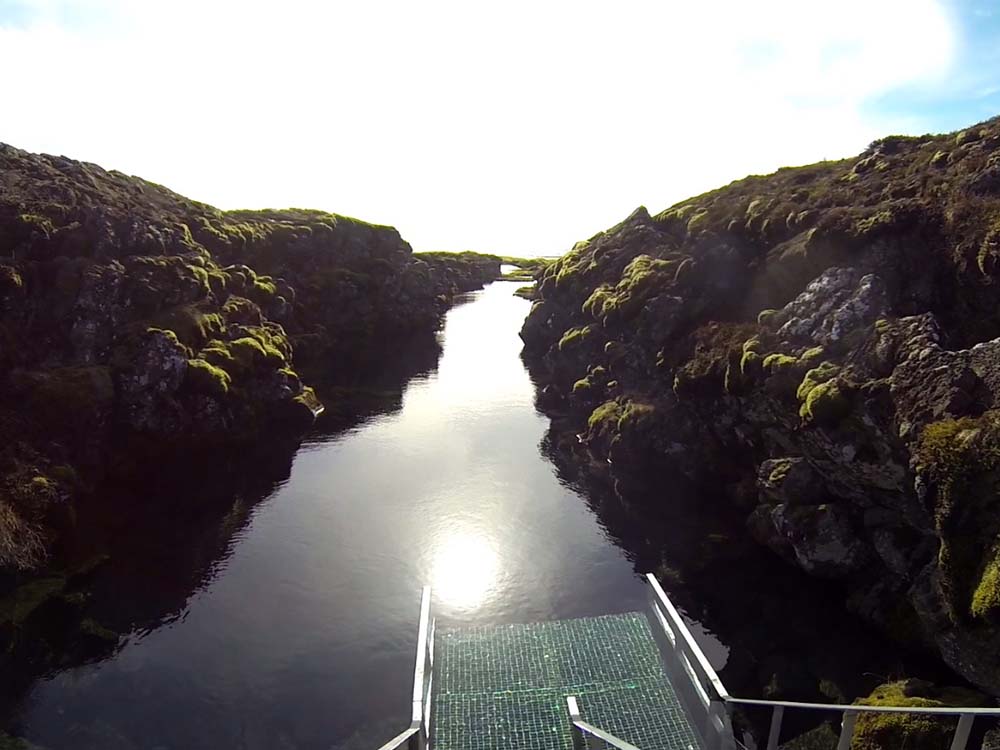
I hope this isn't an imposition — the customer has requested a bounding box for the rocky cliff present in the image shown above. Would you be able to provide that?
[0,143,498,573]
[521,115,1000,695]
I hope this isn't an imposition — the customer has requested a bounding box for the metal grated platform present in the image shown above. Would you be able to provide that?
[432,612,699,750]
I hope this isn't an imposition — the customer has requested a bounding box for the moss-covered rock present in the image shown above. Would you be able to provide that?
[740,350,763,378]
[852,680,990,750]
[185,358,231,396]
[0,141,496,573]
[587,400,623,431]
[916,414,1000,621]
[799,379,851,425]
[519,114,1000,695]
[558,325,595,352]
[972,544,1000,621]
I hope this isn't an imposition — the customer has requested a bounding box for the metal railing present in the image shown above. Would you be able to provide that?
[376,586,435,750]
[566,696,644,750]
[644,573,1000,750]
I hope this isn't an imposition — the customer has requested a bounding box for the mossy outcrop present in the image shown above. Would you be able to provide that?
[852,679,990,750]
[520,115,1000,697]
[0,143,499,573]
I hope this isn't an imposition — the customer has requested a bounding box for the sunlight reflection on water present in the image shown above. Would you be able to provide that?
[430,527,500,611]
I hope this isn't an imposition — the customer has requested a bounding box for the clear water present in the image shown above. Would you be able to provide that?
[12,282,722,750]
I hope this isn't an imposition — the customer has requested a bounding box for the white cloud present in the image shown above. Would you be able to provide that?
[0,0,958,254]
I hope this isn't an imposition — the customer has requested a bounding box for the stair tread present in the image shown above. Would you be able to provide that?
[432,612,699,750]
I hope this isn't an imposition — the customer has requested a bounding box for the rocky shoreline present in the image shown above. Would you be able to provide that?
[0,144,498,616]
[520,116,1000,705]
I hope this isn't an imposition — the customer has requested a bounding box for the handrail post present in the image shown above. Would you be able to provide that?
[766,705,784,750]
[836,711,859,750]
[410,587,432,750]
[645,573,736,750]
[950,714,974,750]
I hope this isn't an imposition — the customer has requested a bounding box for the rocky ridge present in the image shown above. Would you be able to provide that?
[521,115,1000,696]
[0,143,499,574]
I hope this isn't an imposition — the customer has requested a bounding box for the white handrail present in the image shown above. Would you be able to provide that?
[726,696,1000,716]
[646,574,729,701]
[644,574,1000,750]
[375,587,434,750]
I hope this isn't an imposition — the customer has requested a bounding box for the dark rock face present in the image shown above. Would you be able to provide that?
[520,116,1000,694]
[0,143,499,572]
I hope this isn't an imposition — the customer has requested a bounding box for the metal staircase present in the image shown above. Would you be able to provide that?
[375,576,1000,750]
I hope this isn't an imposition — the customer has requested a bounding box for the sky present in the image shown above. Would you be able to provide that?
[1,1,999,256]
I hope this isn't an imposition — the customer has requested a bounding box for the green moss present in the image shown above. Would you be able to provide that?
[971,544,1000,621]
[293,386,324,417]
[557,325,594,352]
[796,362,840,401]
[200,339,235,367]
[151,305,224,349]
[742,337,763,354]
[740,350,762,377]
[553,252,596,288]
[955,129,983,146]
[189,264,210,289]
[799,379,850,424]
[767,461,793,486]
[853,680,989,750]
[602,255,676,322]
[513,285,535,300]
[917,415,1000,620]
[499,256,552,273]
[501,268,535,281]
[185,358,231,396]
[582,286,614,318]
[853,209,896,236]
[572,378,593,395]
[587,400,623,431]
[800,346,825,364]
[18,213,54,235]
[686,209,709,234]
[762,353,798,373]
[251,275,278,298]
[229,336,284,369]
[618,401,655,429]
[221,296,262,325]
[757,308,779,326]
[206,269,230,296]
[247,324,291,360]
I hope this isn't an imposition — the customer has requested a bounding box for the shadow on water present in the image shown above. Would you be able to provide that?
[0,327,447,747]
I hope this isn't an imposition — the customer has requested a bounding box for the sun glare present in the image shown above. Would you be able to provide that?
[430,529,500,611]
